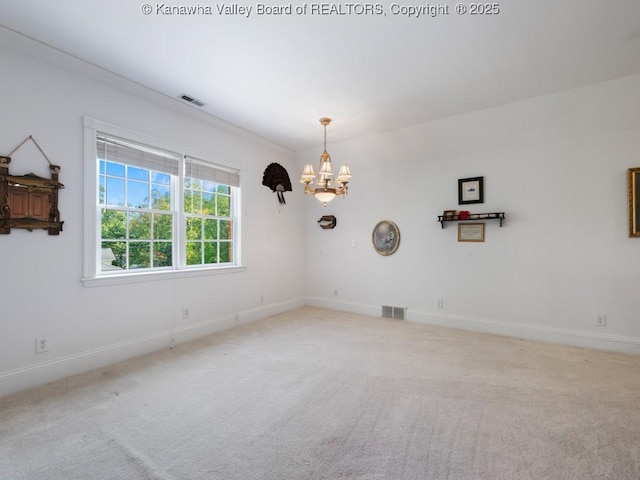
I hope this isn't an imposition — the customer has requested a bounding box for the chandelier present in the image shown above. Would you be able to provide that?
[300,117,352,206]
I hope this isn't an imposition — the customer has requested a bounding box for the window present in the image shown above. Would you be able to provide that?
[98,137,178,271]
[183,158,235,266]
[83,118,242,284]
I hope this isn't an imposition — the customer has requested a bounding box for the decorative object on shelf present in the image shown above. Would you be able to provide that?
[437,211,505,228]
[372,220,400,256]
[458,223,485,242]
[628,167,640,237]
[443,210,456,219]
[457,210,470,220]
[300,117,352,206]
[458,176,484,204]
[317,215,337,229]
[262,162,292,205]
[0,136,64,235]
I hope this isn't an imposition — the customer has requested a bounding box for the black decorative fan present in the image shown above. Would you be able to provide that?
[262,163,292,205]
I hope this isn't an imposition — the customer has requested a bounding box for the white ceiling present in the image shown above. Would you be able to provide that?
[1,0,640,151]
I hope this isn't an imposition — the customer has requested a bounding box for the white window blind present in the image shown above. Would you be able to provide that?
[97,134,180,175]
[185,156,240,187]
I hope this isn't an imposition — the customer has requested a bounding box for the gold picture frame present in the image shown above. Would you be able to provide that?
[372,220,400,256]
[458,223,485,242]
[629,168,640,237]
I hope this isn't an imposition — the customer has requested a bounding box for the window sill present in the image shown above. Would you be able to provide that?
[81,265,246,288]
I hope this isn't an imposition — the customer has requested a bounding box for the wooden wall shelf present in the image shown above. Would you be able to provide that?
[438,212,505,229]
[0,149,64,235]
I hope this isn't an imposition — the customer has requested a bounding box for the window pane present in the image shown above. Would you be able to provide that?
[101,209,126,239]
[217,195,230,216]
[106,161,125,177]
[186,217,202,240]
[220,219,231,239]
[128,180,149,208]
[153,241,172,267]
[186,242,202,265]
[204,242,217,264]
[152,172,171,185]
[129,212,151,239]
[184,190,202,214]
[151,185,171,210]
[219,242,231,263]
[128,166,149,181]
[99,176,106,205]
[106,177,125,206]
[202,193,214,215]
[130,242,151,269]
[204,218,217,240]
[99,160,106,174]
[101,241,125,270]
[192,191,202,213]
[184,190,192,213]
[217,185,230,194]
[153,213,172,240]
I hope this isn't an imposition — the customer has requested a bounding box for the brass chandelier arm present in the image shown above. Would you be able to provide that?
[302,181,348,197]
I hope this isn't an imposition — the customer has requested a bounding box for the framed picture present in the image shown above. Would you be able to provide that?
[458,223,485,242]
[629,168,640,237]
[442,210,456,219]
[458,176,484,204]
[372,220,400,256]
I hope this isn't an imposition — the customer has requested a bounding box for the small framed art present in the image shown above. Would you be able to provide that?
[458,223,485,242]
[458,176,484,204]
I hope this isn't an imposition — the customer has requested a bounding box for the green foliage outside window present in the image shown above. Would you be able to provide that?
[184,176,233,266]
[100,160,174,271]
[98,157,235,273]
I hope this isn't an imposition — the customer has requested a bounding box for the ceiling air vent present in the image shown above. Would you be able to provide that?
[178,94,206,107]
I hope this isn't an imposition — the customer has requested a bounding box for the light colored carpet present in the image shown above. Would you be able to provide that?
[1,307,640,479]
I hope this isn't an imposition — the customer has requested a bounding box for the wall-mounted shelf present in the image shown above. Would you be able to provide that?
[0,136,64,235]
[438,212,505,229]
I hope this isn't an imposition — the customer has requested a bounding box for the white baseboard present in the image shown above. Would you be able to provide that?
[238,297,305,325]
[305,296,640,356]
[305,296,381,317]
[0,298,304,398]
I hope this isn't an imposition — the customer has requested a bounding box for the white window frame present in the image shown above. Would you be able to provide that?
[82,117,244,287]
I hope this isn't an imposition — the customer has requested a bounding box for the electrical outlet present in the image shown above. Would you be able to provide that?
[596,315,607,327]
[35,337,48,353]
[437,298,444,309]
[182,307,190,319]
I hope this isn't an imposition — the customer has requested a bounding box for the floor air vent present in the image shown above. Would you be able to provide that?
[382,305,406,320]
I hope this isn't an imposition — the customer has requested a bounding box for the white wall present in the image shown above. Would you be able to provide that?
[301,74,640,354]
[0,29,306,396]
